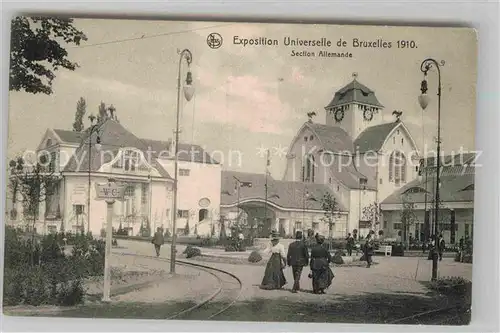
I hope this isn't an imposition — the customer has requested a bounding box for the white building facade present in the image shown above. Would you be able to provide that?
[220,73,474,243]
[7,116,222,237]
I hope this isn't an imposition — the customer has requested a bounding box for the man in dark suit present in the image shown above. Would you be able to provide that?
[287,230,309,293]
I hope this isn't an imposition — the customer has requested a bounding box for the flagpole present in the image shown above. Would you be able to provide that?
[264,149,269,234]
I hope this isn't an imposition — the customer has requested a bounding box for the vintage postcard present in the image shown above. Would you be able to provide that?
[3,17,476,325]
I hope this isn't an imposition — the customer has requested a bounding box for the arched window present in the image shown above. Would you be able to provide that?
[303,154,315,183]
[389,151,407,185]
[404,187,427,194]
[199,209,208,221]
[389,153,394,181]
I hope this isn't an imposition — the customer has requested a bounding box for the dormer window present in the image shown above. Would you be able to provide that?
[123,149,140,172]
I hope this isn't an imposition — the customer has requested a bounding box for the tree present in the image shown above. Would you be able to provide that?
[9,155,57,263]
[184,220,190,236]
[320,192,340,242]
[9,16,87,95]
[362,201,381,232]
[400,198,418,249]
[72,97,87,132]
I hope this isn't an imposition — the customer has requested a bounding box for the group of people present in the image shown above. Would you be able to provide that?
[259,230,335,294]
[425,233,446,261]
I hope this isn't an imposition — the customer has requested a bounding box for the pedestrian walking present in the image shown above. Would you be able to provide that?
[427,235,436,260]
[286,230,309,293]
[438,233,446,261]
[309,235,334,294]
[260,231,287,290]
[345,233,354,256]
[364,231,375,268]
[151,227,164,257]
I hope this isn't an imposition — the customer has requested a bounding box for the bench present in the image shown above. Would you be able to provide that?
[374,245,392,256]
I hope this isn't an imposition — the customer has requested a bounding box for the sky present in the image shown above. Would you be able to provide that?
[7,18,477,178]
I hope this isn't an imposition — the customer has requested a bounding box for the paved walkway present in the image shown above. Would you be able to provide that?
[111,255,220,304]
[113,240,472,304]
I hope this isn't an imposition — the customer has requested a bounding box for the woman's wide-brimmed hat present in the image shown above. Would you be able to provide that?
[270,231,280,240]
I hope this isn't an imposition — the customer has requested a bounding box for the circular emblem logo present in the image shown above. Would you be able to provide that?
[207,33,223,49]
[199,197,211,208]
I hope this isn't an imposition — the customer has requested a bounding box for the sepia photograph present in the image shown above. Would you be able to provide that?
[3,17,477,325]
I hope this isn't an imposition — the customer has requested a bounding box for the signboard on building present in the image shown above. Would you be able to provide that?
[95,181,126,201]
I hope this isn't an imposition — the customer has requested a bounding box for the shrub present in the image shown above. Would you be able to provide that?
[430,276,471,295]
[462,254,473,263]
[248,251,263,263]
[391,244,405,256]
[185,246,201,258]
[225,245,237,252]
[3,227,103,307]
[332,252,344,265]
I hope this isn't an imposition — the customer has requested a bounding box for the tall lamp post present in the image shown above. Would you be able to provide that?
[418,58,444,281]
[170,49,195,274]
[86,115,102,235]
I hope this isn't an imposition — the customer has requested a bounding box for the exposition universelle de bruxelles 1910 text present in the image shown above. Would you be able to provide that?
[232,36,419,58]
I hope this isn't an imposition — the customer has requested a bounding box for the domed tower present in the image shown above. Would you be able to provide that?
[325,73,384,140]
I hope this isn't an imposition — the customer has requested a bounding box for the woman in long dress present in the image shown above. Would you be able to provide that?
[309,235,334,294]
[260,231,287,290]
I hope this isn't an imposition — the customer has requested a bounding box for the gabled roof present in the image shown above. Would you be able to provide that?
[307,122,354,153]
[286,122,370,189]
[221,170,347,211]
[325,78,383,109]
[354,121,400,153]
[381,170,475,205]
[421,152,477,168]
[53,129,85,145]
[62,119,171,178]
[56,119,218,178]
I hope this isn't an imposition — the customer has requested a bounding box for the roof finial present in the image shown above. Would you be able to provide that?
[352,72,358,80]
[392,110,403,122]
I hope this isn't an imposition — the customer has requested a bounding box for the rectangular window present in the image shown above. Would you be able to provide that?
[49,152,57,172]
[393,223,403,230]
[379,178,383,185]
[178,210,189,218]
[73,204,85,215]
[312,222,319,231]
[123,150,139,172]
[166,209,170,218]
[295,221,302,230]
[179,169,190,176]
[141,183,148,204]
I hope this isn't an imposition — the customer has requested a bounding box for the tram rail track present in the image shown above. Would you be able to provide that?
[389,303,471,325]
[117,252,243,320]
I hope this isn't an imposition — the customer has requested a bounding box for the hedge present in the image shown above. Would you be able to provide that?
[3,227,104,307]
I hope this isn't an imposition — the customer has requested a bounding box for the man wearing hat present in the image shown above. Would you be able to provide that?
[287,230,310,293]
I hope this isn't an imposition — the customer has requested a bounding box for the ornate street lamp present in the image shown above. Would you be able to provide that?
[170,49,195,274]
[418,58,444,281]
[86,115,102,235]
